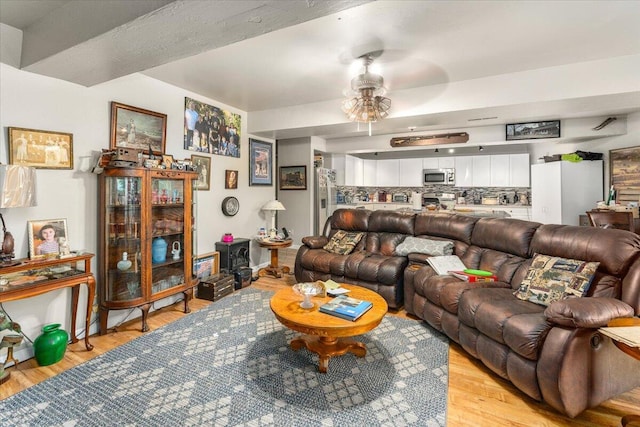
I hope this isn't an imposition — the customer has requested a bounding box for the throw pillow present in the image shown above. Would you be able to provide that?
[323,230,365,255]
[395,237,454,256]
[513,254,599,307]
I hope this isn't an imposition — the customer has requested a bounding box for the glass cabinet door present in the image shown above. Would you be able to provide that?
[150,177,185,296]
[104,175,142,301]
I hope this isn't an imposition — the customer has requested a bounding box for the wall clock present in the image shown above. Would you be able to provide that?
[221,196,239,216]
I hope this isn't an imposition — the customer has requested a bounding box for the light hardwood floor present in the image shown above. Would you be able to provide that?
[2,248,639,426]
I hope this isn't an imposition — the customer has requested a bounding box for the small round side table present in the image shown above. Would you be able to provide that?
[606,317,640,427]
[257,239,292,278]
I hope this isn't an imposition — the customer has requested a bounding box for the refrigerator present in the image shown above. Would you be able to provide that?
[315,168,337,235]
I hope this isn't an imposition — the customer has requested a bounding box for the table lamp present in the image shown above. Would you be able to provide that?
[0,165,37,264]
[261,200,285,238]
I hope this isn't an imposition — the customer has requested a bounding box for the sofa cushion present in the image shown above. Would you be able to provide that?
[513,254,599,307]
[395,236,454,256]
[323,230,365,255]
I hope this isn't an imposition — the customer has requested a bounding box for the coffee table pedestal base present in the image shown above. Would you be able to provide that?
[290,335,366,373]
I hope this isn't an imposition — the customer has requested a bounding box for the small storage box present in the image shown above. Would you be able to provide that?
[197,273,234,301]
[234,267,252,290]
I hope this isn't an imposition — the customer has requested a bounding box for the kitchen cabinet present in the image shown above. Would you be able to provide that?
[472,156,491,187]
[509,153,530,187]
[98,166,199,333]
[344,155,364,186]
[332,154,345,185]
[490,155,510,187]
[376,159,399,186]
[363,159,377,186]
[439,157,455,169]
[455,156,473,187]
[398,158,423,186]
[423,157,454,170]
[531,160,603,225]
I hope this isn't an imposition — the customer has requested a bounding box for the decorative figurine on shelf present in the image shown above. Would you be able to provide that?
[0,309,22,385]
[171,241,181,260]
[58,237,72,258]
[160,189,169,204]
[117,252,132,271]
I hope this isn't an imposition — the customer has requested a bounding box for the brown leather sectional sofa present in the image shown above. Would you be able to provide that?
[295,208,640,417]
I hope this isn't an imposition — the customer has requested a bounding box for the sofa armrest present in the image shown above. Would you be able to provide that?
[301,236,328,249]
[544,297,635,328]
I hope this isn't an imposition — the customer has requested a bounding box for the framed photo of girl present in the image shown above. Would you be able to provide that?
[27,218,69,259]
[110,101,167,156]
[225,170,238,189]
[8,127,73,169]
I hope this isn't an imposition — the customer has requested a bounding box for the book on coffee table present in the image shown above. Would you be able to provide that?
[319,295,373,321]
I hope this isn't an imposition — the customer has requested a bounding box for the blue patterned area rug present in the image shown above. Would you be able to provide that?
[0,288,448,426]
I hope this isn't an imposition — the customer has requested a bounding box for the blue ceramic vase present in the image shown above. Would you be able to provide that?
[152,237,168,264]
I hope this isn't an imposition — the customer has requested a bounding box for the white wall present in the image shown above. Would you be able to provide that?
[529,112,640,198]
[0,63,276,361]
[276,137,317,244]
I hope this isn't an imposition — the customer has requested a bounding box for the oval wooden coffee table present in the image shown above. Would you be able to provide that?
[270,283,388,373]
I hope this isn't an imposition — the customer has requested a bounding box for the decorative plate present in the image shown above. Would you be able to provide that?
[222,196,239,216]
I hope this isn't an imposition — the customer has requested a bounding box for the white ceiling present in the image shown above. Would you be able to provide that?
[1,0,640,143]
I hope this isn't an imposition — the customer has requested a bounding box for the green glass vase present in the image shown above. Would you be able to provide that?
[33,323,68,366]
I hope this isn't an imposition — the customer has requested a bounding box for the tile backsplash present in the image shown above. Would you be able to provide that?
[336,185,531,205]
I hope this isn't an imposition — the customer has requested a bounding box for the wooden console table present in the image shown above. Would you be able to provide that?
[0,253,96,351]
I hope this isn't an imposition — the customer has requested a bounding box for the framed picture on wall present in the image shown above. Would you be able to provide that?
[505,120,560,140]
[110,102,167,155]
[610,146,640,204]
[249,138,272,186]
[27,218,69,259]
[279,165,307,190]
[183,97,241,157]
[225,170,238,189]
[8,127,73,169]
[191,154,211,191]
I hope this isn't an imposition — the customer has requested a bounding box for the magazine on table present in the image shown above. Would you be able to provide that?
[426,255,466,275]
[319,295,373,321]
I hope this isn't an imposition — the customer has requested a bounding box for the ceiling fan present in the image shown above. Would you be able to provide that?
[341,50,392,136]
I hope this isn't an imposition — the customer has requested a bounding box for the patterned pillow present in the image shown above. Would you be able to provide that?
[323,230,365,255]
[395,237,454,256]
[513,254,599,307]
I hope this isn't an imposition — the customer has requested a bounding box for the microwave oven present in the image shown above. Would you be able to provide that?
[423,168,455,185]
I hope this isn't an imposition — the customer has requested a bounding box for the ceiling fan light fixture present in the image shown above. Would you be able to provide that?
[342,53,391,127]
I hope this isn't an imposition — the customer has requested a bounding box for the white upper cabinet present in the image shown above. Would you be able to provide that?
[398,158,423,186]
[422,158,439,169]
[472,156,491,186]
[454,156,473,187]
[490,154,510,187]
[509,153,530,187]
[423,157,454,169]
[376,159,399,186]
[345,155,364,186]
[439,157,455,169]
[362,159,377,186]
[332,154,346,185]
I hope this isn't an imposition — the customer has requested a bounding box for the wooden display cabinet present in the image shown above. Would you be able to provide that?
[98,166,199,333]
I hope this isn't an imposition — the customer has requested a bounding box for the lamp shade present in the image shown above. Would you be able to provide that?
[261,200,285,211]
[0,165,37,208]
